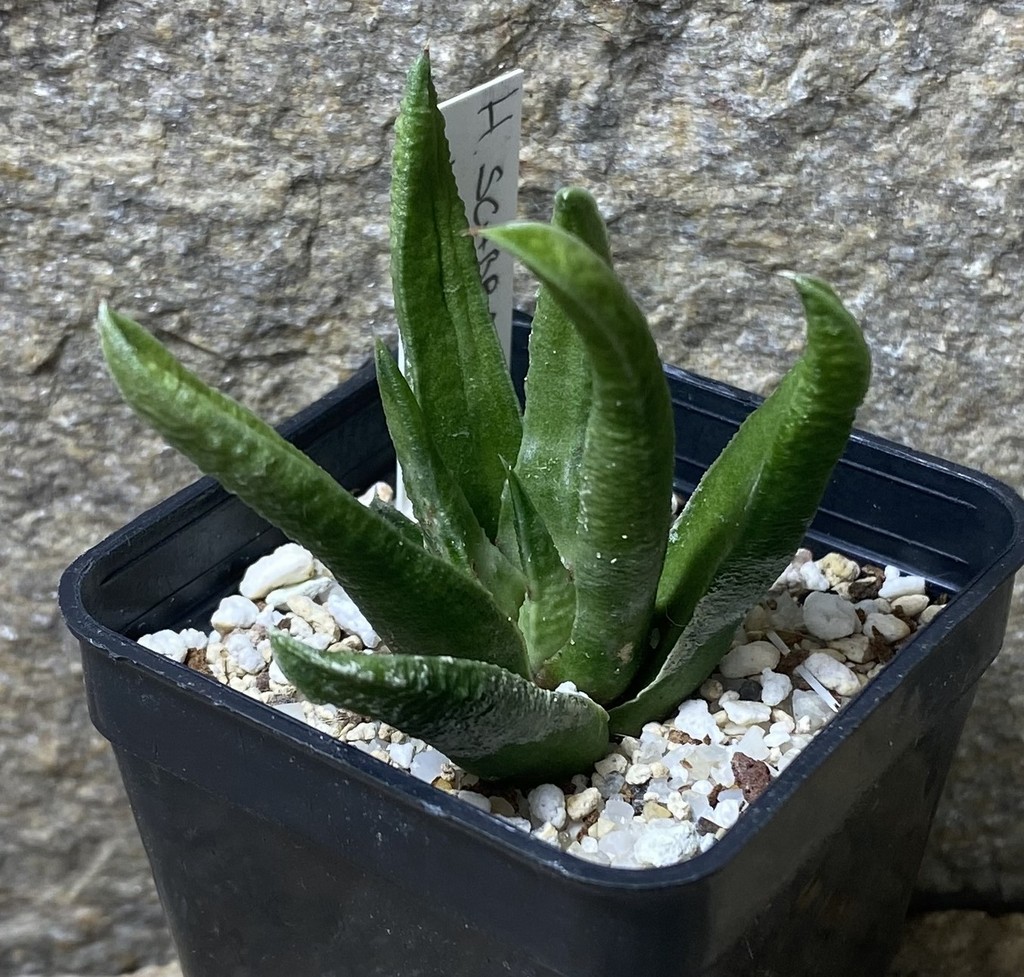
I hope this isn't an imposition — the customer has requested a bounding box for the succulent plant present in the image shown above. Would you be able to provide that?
[98,52,871,782]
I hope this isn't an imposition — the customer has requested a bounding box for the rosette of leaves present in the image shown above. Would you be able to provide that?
[98,52,871,782]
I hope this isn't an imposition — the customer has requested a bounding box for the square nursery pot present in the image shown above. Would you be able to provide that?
[61,314,1024,977]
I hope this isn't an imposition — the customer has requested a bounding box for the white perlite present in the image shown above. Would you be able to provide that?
[239,543,316,599]
[718,640,780,678]
[802,591,859,640]
[137,528,945,872]
[137,629,190,662]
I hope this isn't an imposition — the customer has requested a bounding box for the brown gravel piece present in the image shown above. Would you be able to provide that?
[183,646,213,677]
[732,753,773,803]
[849,565,885,600]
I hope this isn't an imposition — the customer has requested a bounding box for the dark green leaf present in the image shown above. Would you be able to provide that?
[272,631,610,783]
[375,342,525,619]
[98,304,529,678]
[390,51,522,540]
[368,495,423,548]
[608,274,871,732]
[480,222,675,703]
[505,466,575,674]
[503,187,612,559]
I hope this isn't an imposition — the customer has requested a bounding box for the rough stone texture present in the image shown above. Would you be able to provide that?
[891,912,1024,977]
[2,0,1023,971]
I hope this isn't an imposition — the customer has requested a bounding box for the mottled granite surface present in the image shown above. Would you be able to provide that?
[3,1,1023,971]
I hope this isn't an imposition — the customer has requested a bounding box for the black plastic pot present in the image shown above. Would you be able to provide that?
[61,315,1024,977]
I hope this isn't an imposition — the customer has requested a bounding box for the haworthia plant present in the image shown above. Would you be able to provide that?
[98,51,871,782]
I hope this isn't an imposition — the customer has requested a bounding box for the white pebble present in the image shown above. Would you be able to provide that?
[457,790,492,813]
[680,789,711,822]
[255,605,283,629]
[286,594,339,635]
[325,588,380,648]
[772,548,814,590]
[598,826,637,862]
[594,752,628,777]
[409,749,450,784]
[798,560,830,591]
[733,726,770,761]
[718,641,780,678]
[919,604,944,625]
[664,792,690,819]
[497,815,532,833]
[829,634,873,663]
[225,632,264,674]
[387,742,416,769]
[722,699,772,726]
[879,565,927,599]
[892,594,930,617]
[803,651,861,697]
[633,822,699,867]
[625,763,654,785]
[181,628,207,649]
[864,612,911,643]
[791,689,834,732]
[566,787,602,820]
[272,701,306,721]
[528,784,568,829]
[673,699,724,743]
[211,595,259,632]
[706,797,743,829]
[358,481,394,506]
[137,629,189,662]
[282,615,313,640]
[771,709,796,732]
[767,591,804,630]
[268,656,289,685]
[802,591,859,640]
[760,668,792,707]
[763,722,793,749]
[594,772,626,799]
[602,797,635,825]
[239,543,315,599]
[264,576,332,609]
[533,822,561,845]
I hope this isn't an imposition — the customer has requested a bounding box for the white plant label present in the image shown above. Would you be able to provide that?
[396,69,524,514]
[439,68,524,364]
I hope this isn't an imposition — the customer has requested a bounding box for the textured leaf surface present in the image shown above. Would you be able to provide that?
[608,275,871,733]
[272,632,610,782]
[390,51,521,539]
[375,343,525,619]
[481,222,674,703]
[368,495,423,548]
[98,305,529,678]
[504,187,611,559]
[505,467,575,674]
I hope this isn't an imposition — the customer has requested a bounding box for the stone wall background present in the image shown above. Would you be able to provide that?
[2,0,1023,971]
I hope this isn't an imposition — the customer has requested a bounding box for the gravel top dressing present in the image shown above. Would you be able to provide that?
[138,483,942,871]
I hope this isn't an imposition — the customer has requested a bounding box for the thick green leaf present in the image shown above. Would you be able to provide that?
[505,466,575,674]
[503,187,611,560]
[375,342,525,619]
[368,495,423,548]
[480,223,675,703]
[390,51,522,540]
[98,305,529,679]
[608,274,871,733]
[272,632,610,782]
